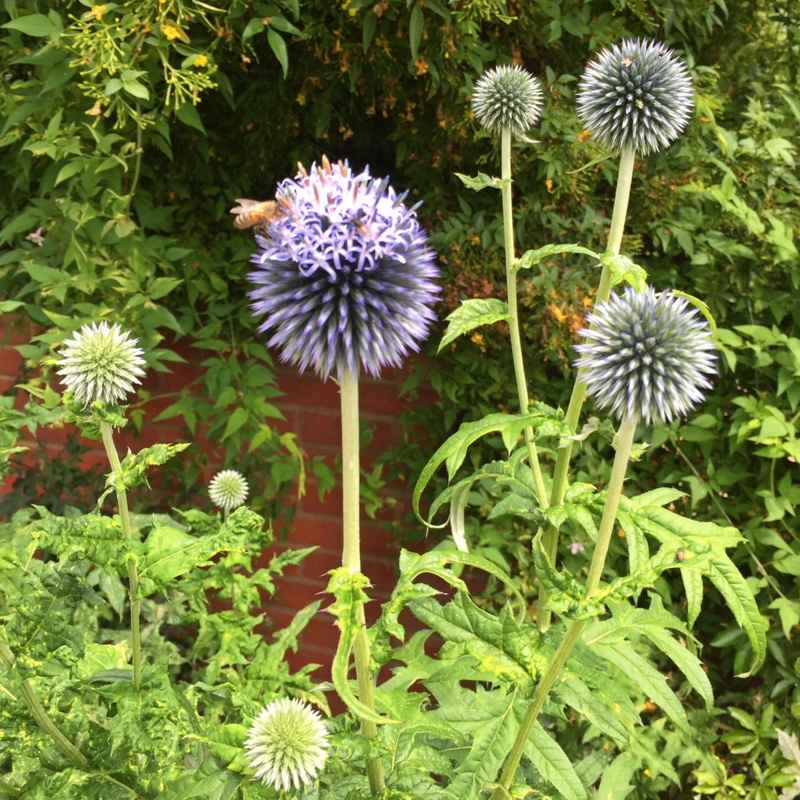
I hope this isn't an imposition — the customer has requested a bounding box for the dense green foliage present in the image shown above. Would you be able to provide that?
[1,0,799,797]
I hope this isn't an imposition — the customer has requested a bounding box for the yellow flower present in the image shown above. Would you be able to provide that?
[161,22,190,43]
[193,54,208,68]
[87,5,106,20]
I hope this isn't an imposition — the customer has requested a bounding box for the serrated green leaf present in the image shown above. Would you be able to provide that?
[618,500,765,673]
[137,506,263,595]
[32,506,129,571]
[116,442,190,490]
[596,752,638,800]
[438,298,509,352]
[598,251,648,289]
[445,689,520,798]
[554,676,630,744]
[592,641,689,731]
[413,407,569,524]
[682,566,704,628]
[588,597,713,708]
[327,567,400,725]
[517,243,600,271]
[524,721,589,799]
[454,171,506,191]
[532,534,605,620]
[409,593,540,690]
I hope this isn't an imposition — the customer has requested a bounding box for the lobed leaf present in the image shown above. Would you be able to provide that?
[438,298,510,352]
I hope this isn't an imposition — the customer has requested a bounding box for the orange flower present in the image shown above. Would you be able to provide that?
[86,5,106,20]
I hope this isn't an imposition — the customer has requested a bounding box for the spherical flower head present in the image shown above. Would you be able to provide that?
[209,469,249,512]
[574,286,716,425]
[472,64,543,137]
[576,38,693,155]
[248,157,440,381]
[244,697,329,791]
[57,321,146,407]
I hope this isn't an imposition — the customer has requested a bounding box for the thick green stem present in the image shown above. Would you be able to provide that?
[0,643,89,770]
[584,415,638,596]
[500,127,548,510]
[100,421,142,689]
[339,371,385,795]
[537,145,637,630]
[490,415,638,799]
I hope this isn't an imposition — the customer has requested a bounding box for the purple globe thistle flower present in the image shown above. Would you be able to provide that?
[574,286,716,425]
[576,38,694,155]
[471,64,543,137]
[248,157,440,381]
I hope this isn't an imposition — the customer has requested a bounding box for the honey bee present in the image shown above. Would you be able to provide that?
[230,198,283,231]
[621,56,635,67]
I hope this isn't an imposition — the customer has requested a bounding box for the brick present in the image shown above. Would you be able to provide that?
[299,410,342,447]
[277,370,340,411]
[360,379,407,417]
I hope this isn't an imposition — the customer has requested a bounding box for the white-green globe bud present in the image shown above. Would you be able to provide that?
[57,321,146,406]
[244,698,329,791]
[208,469,249,512]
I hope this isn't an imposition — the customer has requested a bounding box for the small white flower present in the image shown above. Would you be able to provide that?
[245,698,329,792]
[57,321,146,406]
[208,470,249,512]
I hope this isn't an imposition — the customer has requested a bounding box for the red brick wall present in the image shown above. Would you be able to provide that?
[1,320,426,678]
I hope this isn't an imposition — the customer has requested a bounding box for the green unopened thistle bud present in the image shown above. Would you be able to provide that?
[244,698,329,791]
[57,321,146,407]
[208,470,249,512]
[472,64,543,137]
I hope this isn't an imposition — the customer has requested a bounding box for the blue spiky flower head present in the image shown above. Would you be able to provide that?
[574,286,716,425]
[248,157,440,381]
[471,64,543,137]
[244,697,329,791]
[576,38,694,155]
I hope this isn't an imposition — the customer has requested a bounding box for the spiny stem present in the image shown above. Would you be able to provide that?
[537,145,637,630]
[500,127,548,510]
[339,371,385,795]
[490,415,638,799]
[100,421,142,689]
[0,643,89,770]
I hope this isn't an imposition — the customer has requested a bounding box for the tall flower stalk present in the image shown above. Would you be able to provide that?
[247,156,439,794]
[490,286,715,799]
[472,64,548,509]
[538,39,694,629]
[58,321,147,688]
